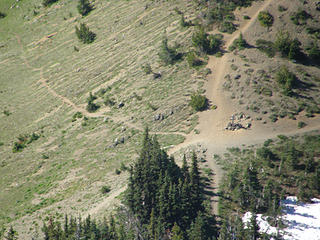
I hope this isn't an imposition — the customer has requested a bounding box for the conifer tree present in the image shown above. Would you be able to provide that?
[78,0,93,16]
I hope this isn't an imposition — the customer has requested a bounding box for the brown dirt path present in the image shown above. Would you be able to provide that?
[169,0,320,214]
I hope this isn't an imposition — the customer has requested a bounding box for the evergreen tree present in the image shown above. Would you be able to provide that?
[171,223,184,240]
[78,0,93,16]
[5,226,18,240]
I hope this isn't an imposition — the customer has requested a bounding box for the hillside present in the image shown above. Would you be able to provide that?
[0,0,320,238]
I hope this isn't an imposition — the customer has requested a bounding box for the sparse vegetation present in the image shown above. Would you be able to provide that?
[258,11,274,27]
[278,5,287,12]
[290,10,311,25]
[75,23,96,44]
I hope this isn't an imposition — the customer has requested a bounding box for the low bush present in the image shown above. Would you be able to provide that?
[256,39,276,57]
[0,12,6,18]
[186,52,203,67]
[101,185,111,194]
[298,121,306,128]
[75,23,96,44]
[290,10,310,25]
[43,0,58,7]
[158,38,181,65]
[278,5,287,12]
[218,21,236,34]
[306,42,320,62]
[189,93,208,111]
[104,95,115,107]
[306,27,320,39]
[258,11,274,27]
[141,63,152,74]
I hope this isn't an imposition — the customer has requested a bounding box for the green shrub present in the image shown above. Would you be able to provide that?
[75,23,96,44]
[189,93,208,111]
[192,29,222,54]
[278,5,287,12]
[43,0,58,7]
[104,95,115,107]
[142,63,152,74]
[298,121,306,129]
[228,33,247,51]
[12,142,25,153]
[290,10,310,25]
[274,31,301,60]
[306,42,320,61]
[77,0,93,16]
[186,52,203,67]
[158,38,180,65]
[276,66,297,96]
[243,15,250,20]
[306,27,320,39]
[258,11,274,27]
[219,21,236,34]
[0,12,6,18]
[115,169,121,175]
[101,185,111,194]
[256,39,275,57]
[86,92,99,112]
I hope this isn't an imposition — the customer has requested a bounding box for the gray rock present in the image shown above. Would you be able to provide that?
[118,102,124,108]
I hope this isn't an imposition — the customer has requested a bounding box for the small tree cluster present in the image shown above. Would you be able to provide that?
[274,31,302,60]
[86,92,99,112]
[158,38,181,65]
[258,11,274,27]
[186,52,203,67]
[75,23,96,44]
[12,133,40,153]
[192,28,222,54]
[229,33,247,51]
[276,65,297,96]
[77,0,93,16]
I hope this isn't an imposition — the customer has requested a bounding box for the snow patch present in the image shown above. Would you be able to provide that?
[282,196,320,240]
[243,196,320,240]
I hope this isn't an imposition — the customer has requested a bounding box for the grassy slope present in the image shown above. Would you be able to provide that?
[0,0,200,236]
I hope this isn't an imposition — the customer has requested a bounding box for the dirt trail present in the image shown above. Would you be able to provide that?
[169,0,320,214]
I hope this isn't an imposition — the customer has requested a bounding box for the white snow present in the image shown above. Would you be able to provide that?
[243,196,320,240]
[282,196,320,240]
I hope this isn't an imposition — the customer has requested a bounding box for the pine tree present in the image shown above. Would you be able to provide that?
[248,212,260,240]
[78,0,93,16]
[171,223,183,240]
[5,226,18,240]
